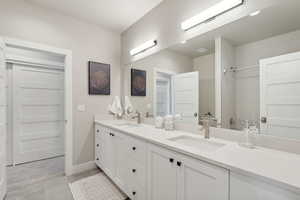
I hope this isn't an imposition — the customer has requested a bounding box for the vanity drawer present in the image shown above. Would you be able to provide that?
[127,160,146,189]
[125,137,147,164]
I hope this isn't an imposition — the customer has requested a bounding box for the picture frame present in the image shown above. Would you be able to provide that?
[88,61,110,95]
[131,68,146,96]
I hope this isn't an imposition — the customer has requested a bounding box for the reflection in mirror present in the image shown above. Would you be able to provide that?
[218,2,300,142]
[123,2,300,141]
[123,43,215,125]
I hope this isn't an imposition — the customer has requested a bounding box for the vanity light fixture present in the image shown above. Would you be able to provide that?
[130,40,157,56]
[249,10,261,17]
[181,0,244,31]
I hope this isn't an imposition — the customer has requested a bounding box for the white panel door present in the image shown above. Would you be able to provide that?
[172,72,199,123]
[0,38,7,200]
[260,51,300,140]
[13,65,64,164]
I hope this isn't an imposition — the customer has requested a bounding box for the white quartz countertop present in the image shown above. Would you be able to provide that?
[95,119,300,193]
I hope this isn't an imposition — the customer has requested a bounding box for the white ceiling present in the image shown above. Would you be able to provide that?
[170,1,300,58]
[26,0,163,33]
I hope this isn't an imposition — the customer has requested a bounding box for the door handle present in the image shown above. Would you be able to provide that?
[261,117,267,124]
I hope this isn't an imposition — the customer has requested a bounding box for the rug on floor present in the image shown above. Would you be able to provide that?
[69,173,127,200]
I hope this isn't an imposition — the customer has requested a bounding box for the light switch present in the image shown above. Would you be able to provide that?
[77,104,86,112]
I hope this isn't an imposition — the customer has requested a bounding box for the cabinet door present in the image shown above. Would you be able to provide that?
[230,172,300,200]
[103,130,116,178]
[178,155,229,200]
[148,145,179,200]
[114,132,129,193]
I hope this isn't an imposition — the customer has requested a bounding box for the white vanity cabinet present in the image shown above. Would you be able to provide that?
[95,124,147,200]
[230,172,300,200]
[148,144,229,200]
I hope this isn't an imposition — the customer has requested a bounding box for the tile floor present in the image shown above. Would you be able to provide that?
[5,157,100,200]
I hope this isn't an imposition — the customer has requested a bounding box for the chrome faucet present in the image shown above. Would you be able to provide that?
[199,117,218,139]
[200,119,210,139]
[132,111,141,124]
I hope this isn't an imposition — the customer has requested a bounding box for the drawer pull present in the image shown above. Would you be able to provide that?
[132,147,136,151]
[177,161,182,167]
[169,158,174,163]
[132,169,136,173]
[132,191,136,196]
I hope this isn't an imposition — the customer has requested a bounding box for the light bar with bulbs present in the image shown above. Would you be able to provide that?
[130,40,157,56]
[181,0,244,31]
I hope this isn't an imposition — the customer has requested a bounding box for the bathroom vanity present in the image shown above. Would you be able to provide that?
[94,119,300,200]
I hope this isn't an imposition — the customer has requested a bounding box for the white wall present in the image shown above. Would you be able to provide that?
[234,29,300,129]
[123,49,193,114]
[121,0,284,64]
[0,0,121,165]
[193,54,215,116]
[219,39,236,129]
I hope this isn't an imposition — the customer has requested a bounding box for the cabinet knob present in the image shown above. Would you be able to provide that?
[96,144,99,147]
[132,191,136,196]
[132,147,136,151]
[169,158,174,163]
[132,169,136,173]
[96,158,99,161]
[177,161,182,167]
[96,129,99,133]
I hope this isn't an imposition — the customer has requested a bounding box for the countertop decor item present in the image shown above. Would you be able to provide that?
[155,116,164,128]
[88,61,110,95]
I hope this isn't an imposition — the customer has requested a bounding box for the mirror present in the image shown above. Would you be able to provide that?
[122,2,300,140]
[123,40,215,125]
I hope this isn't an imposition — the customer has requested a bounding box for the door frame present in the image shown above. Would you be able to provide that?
[3,37,73,176]
[153,68,176,117]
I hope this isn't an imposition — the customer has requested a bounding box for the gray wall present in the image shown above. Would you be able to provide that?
[0,0,121,165]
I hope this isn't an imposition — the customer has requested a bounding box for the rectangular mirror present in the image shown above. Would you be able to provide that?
[122,1,300,140]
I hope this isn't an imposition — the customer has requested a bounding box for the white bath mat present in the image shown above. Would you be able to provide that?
[69,173,127,200]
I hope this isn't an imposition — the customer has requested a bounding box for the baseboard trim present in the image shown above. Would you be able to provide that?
[71,161,97,175]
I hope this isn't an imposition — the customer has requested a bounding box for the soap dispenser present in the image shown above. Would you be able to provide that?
[239,120,255,149]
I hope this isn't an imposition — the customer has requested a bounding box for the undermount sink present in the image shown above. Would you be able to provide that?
[168,135,226,153]
[113,122,141,127]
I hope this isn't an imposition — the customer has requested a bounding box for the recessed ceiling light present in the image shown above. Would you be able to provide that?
[196,48,208,53]
[181,40,187,44]
[249,10,261,17]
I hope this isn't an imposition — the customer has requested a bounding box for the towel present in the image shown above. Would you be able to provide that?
[124,96,134,115]
[108,96,123,117]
